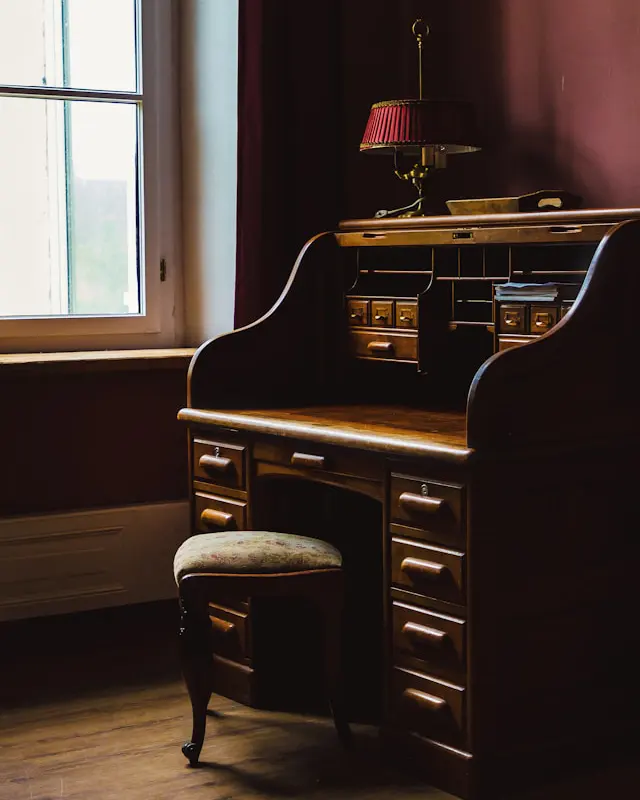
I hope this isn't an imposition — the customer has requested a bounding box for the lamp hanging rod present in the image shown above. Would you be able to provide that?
[411,18,430,101]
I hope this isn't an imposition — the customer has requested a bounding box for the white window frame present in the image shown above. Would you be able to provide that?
[0,0,181,353]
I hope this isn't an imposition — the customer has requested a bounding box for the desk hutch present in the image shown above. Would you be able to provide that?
[178,208,640,799]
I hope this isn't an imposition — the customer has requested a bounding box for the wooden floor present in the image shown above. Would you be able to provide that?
[0,601,638,800]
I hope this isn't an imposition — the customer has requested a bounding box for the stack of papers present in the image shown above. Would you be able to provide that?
[495,282,559,302]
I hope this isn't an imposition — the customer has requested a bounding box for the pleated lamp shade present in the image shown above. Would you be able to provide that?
[360,99,481,155]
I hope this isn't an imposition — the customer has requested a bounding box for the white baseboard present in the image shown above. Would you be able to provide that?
[0,501,190,621]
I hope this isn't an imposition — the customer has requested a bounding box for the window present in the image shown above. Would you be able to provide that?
[0,0,180,351]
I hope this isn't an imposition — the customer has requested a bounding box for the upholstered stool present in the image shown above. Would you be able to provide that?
[174,530,352,765]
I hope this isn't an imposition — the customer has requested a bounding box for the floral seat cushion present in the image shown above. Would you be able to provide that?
[174,531,342,584]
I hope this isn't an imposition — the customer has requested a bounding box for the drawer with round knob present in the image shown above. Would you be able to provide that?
[391,666,466,748]
[349,330,418,362]
[193,438,245,489]
[390,474,464,546]
[391,537,465,605]
[195,491,247,532]
[392,600,466,678]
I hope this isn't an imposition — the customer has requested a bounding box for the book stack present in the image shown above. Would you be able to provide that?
[495,282,559,302]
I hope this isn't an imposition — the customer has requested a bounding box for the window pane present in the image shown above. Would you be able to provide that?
[0,0,63,87]
[0,96,140,318]
[67,101,140,315]
[0,0,137,91]
[65,0,138,92]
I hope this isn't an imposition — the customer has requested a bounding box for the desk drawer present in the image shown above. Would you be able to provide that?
[193,438,245,489]
[529,304,559,334]
[392,601,466,675]
[209,602,251,663]
[253,439,383,483]
[349,330,418,362]
[396,301,418,329]
[391,538,465,605]
[195,492,247,532]
[391,475,464,546]
[499,303,527,335]
[391,666,466,747]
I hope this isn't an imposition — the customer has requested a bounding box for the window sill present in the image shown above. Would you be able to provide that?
[0,348,196,375]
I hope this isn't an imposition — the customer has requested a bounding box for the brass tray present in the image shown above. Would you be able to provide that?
[446,190,582,216]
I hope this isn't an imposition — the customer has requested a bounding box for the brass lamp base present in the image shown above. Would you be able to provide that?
[373,164,428,219]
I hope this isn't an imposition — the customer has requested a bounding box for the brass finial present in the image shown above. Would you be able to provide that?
[411,19,430,100]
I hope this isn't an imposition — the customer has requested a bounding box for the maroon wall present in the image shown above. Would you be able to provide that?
[0,366,189,518]
[438,0,640,209]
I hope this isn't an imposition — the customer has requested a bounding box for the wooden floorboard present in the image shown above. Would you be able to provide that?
[0,680,456,800]
[1,601,638,800]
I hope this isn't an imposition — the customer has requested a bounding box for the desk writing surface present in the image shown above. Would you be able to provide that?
[179,404,470,461]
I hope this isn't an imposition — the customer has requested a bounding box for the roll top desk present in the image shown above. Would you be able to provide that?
[179,208,640,799]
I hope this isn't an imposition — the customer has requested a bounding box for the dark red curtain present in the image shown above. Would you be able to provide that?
[234,0,444,328]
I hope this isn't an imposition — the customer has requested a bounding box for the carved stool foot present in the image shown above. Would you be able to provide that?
[182,740,203,766]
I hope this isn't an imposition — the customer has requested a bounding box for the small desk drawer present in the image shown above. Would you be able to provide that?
[347,298,370,326]
[350,330,418,362]
[391,666,466,747]
[391,475,464,545]
[529,304,559,334]
[499,303,527,335]
[371,300,394,327]
[253,439,383,483]
[391,538,465,605]
[396,300,418,329]
[193,438,245,488]
[393,601,466,674]
[209,602,251,663]
[195,492,247,532]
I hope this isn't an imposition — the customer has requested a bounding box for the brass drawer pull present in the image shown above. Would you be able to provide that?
[504,312,522,327]
[198,454,233,472]
[399,491,445,515]
[403,688,447,712]
[401,557,446,580]
[210,617,236,636]
[350,312,363,320]
[290,452,326,469]
[402,621,448,648]
[200,508,234,528]
[399,315,414,323]
[374,314,388,321]
[533,312,552,328]
[367,341,393,353]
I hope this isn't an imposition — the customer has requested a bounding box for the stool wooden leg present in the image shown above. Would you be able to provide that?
[179,588,212,766]
[317,587,353,749]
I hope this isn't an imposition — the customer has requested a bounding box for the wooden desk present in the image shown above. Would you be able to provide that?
[179,209,640,799]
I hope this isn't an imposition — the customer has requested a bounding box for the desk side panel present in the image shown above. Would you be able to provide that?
[467,445,640,783]
[467,219,640,451]
[187,233,346,409]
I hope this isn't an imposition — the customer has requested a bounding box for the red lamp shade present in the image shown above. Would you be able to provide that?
[360,98,481,155]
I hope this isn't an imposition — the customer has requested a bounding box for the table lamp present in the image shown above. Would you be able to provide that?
[360,19,481,218]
